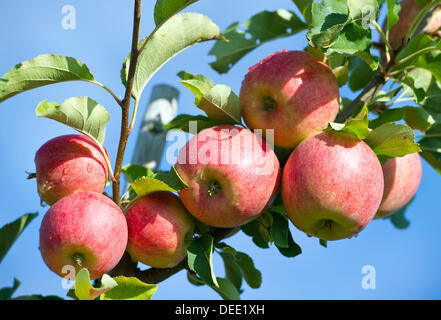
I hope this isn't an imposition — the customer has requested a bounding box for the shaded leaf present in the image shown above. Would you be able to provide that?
[0,278,20,300]
[154,0,198,26]
[211,277,240,300]
[187,235,218,287]
[276,229,302,258]
[209,10,306,74]
[0,213,38,264]
[218,252,243,291]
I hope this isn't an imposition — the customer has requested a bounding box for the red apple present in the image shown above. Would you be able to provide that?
[386,0,441,49]
[39,191,127,280]
[376,152,422,218]
[175,125,280,228]
[125,191,195,268]
[239,50,340,148]
[35,134,109,205]
[282,131,384,241]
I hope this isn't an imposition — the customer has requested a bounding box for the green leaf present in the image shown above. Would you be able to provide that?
[276,229,302,258]
[197,85,242,124]
[327,105,370,139]
[100,276,158,300]
[154,0,198,26]
[419,137,441,160]
[365,123,421,158]
[209,9,307,74]
[187,235,218,288]
[0,54,94,103]
[347,0,379,20]
[369,108,406,129]
[130,176,177,198]
[187,270,205,286]
[386,0,401,31]
[395,34,438,69]
[157,166,189,190]
[72,269,117,300]
[122,164,153,184]
[384,196,414,229]
[211,277,240,300]
[178,71,242,124]
[403,68,433,104]
[270,212,289,248]
[404,107,435,132]
[349,56,376,91]
[291,0,313,23]
[241,219,271,249]
[218,252,243,291]
[0,212,38,264]
[307,0,349,48]
[163,114,219,133]
[319,239,328,248]
[0,278,20,300]
[328,23,372,56]
[122,13,222,99]
[216,243,261,289]
[36,97,110,145]
[234,252,262,289]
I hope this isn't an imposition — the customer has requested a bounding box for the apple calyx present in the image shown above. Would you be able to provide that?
[207,180,222,196]
[72,252,84,268]
[263,97,276,112]
[319,219,334,231]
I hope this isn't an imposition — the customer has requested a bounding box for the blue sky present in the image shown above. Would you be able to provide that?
[0,0,440,300]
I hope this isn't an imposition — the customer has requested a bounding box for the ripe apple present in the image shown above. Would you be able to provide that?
[376,152,422,218]
[386,0,441,49]
[125,191,195,268]
[175,125,280,228]
[35,134,109,205]
[281,131,384,241]
[239,50,340,148]
[39,191,128,280]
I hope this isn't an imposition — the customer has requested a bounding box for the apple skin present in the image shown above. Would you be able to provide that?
[281,131,384,241]
[125,191,195,268]
[239,50,340,148]
[175,125,281,228]
[39,191,128,280]
[386,0,441,49]
[426,7,441,36]
[35,134,108,205]
[376,152,422,218]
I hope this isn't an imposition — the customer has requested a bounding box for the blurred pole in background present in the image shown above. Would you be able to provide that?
[131,84,179,170]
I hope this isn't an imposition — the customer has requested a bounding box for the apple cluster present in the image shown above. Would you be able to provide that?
[35,6,427,278]
[173,49,422,243]
[36,135,196,280]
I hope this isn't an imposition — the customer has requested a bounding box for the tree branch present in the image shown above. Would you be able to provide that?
[335,72,386,123]
[112,0,142,206]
